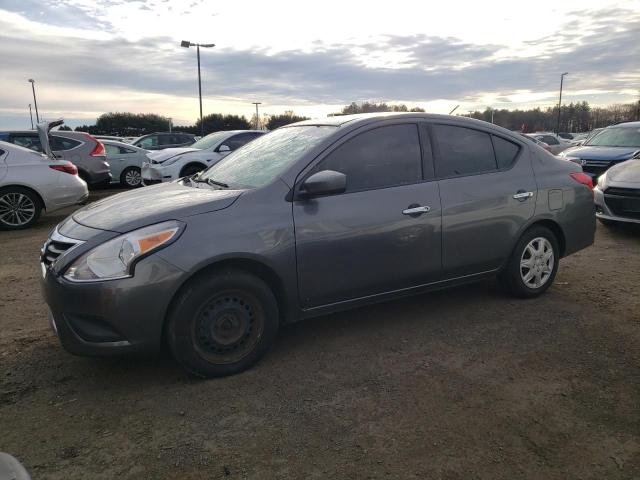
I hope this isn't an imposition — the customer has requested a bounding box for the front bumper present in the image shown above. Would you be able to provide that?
[594,185,640,224]
[41,255,187,356]
[142,162,175,185]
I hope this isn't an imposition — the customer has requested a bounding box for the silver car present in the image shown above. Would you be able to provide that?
[102,140,151,188]
[527,133,573,155]
[594,158,640,225]
[0,122,88,230]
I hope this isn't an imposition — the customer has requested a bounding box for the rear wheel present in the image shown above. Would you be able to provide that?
[0,187,42,230]
[498,226,559,298]
[167,270,279,377]
[120,167,142,188]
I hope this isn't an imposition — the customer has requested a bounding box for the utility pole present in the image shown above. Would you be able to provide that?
[28,104,34,129]
[168,117,172,133]
[181,41,215,137]
[252,102,262,130]
[556,72,568,135]
[28,79,39,123]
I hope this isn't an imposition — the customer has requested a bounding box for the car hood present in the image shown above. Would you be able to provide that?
[563,145,640,161]
[607,159,640,184]
[147,147,201,162]
[72,182,242,232]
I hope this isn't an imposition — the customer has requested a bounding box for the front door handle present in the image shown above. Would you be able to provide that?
[513,191,533,200]
[402,205,431,216]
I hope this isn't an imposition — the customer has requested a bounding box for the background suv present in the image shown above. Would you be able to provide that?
[131,132,196,150]
[0,130,111,186]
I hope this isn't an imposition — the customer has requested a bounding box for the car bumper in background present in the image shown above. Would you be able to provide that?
[594,185,640,224]
[40,255,186,356]
[142,162,174,185]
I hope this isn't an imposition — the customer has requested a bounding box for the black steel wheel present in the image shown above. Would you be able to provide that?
[167,270,279,378]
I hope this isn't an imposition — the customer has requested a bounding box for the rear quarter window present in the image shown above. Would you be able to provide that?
[492,136,520,169]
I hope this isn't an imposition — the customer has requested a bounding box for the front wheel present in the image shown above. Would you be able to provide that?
[120,167,142,188]
[498,226,559,298]
[167,270,279,378]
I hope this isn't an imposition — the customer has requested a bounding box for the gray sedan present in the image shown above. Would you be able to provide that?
[102,140,151,188]
[41,113,595,378]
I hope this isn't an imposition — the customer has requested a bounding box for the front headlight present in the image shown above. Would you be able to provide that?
[64,221,184,282]
[161,155,184,166]
[597,172,608,189]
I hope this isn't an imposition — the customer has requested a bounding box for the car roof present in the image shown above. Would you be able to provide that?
[607,121,640,129]
[289,112,520,135]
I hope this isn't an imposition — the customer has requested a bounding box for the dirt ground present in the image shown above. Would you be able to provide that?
[1,190,639,480]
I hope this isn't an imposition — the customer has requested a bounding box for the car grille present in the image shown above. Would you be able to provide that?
[41,229,83,268]
[604,187,640,220]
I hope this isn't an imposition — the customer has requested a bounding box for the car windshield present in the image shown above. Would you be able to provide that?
[586,127,640,147]
[190,131,233,150]
[199,126,336,188]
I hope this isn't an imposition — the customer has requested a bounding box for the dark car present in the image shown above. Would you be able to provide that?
[0,130,111,186]
[131,132,196,150]
[559,121,640,183]
[40,113,595,377]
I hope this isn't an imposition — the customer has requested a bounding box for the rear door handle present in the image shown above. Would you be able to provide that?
[513,191,533,200]
[402,205,431,215]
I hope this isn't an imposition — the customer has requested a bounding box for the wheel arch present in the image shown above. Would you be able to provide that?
[179,162,207,177]
[162,256,290,344]
[0,183,47,211]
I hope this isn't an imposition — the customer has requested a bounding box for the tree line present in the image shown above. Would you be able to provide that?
[71,101,639,137]
[73,111,311,136]
[463,101,639,133]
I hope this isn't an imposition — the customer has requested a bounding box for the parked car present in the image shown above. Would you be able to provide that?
[558,121,640,184]
[519,133,551,152]
[102,140,150,188]
[131,132,196,151]
[41,113,595,377]
[594,158,640,225]
[142,130,264,184]
[0,122,88,230]
[0,129,111,186]
[526,133,573,155]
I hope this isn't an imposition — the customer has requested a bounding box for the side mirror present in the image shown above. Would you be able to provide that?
[300,170,346,197]
[218,144,231,153]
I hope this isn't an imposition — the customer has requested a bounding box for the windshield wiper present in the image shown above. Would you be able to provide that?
[188,173,228,189]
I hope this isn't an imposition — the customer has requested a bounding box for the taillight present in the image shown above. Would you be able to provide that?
[570,172,593,189]
[81,133,105,156]
[50,163,78,175]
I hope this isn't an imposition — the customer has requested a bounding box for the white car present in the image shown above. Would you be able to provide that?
[141,130,265,184]
[0,121,88,230]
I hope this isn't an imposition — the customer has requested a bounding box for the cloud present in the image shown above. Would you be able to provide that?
[0,3,638,128]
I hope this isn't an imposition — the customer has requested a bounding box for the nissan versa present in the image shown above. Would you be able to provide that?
[41,113,595,377]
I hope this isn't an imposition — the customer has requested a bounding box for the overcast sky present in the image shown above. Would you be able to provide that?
[0,0,638,129]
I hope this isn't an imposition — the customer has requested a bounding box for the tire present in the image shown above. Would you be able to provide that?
[167,270,280,378]
[180,164,205,178]
[0,186,42,230]
[498,225,559,298]
[120,167,142,188]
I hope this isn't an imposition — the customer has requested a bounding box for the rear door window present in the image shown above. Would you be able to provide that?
[315,124,422,193]
[10,135,42,152]
[224,133,263,151]
[433,125,497,177]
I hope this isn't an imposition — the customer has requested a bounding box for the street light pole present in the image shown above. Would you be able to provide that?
[181,40,215,137]
[28,104,34,129]
[556,72,568,135]
[28,79,39,123]
[252,102,262,130]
